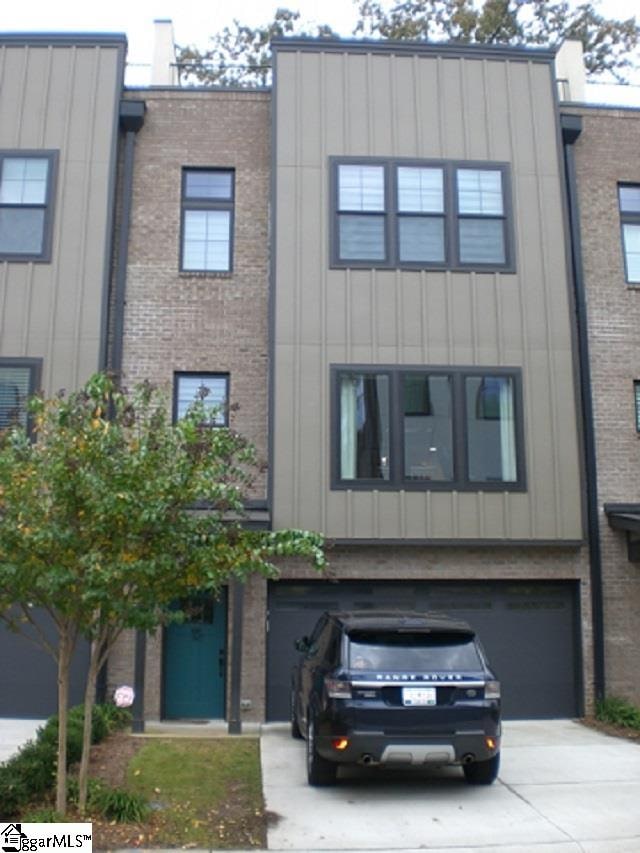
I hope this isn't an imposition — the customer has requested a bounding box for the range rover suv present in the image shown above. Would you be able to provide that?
[290,611,501,786]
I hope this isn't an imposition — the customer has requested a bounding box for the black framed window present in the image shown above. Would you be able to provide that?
[173,372,229,426]
[0,358,41,434]
[181,169,234,272]
[331,158,513,272]
[634,381,640,433]
[0,152,57,262]
[619,184,640,284]
[332,365,525,491]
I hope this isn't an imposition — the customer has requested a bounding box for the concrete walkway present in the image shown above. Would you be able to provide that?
[261,719,640,852]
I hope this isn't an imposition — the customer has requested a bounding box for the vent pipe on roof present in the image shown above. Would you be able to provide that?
[151,18,178,86]
[556,39,586,103]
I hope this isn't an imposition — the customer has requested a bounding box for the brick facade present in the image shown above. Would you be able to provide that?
[120,88,270,493]
[106,88,271,716]
[572,107,640,704]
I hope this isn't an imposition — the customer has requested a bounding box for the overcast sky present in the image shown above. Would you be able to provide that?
[2,0,638,92]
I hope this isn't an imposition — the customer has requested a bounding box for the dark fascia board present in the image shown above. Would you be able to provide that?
[561,101,640,115]
[0,32,127,48]
[271,36,556,64]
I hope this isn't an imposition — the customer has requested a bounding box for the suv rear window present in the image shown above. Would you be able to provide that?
[347,630,483,671]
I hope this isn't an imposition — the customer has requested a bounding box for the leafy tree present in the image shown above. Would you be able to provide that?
[177,7,338,86]
[0,373,325,815]
[177,0,640,86]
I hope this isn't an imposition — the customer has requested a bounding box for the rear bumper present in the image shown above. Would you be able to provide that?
[315,728,500,766]
[316,728,500,766]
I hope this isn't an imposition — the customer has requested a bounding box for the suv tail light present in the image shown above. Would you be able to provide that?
[325,678,352,699]
[485,680,501,700]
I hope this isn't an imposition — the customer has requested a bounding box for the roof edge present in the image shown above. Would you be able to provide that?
[0,32,127,47]
[271,36,556,63]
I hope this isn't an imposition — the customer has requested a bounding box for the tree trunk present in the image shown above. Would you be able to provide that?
[55,624,73,815]
[78,638,101,814]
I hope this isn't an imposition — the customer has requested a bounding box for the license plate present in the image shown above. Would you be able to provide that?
[402,687,436,707]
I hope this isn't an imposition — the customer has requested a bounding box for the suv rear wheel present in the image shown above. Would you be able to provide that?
[463,752,500,785]
[306,716,337,786]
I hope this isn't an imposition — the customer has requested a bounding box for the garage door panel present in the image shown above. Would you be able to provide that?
[0,609,90,718]
[267,580,579,721]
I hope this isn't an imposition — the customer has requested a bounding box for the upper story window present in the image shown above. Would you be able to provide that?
[181,169,234,272]
[331,365,525,492]
[619,184,640,284]
[0,358,41,434]
[331,158,513,272]
[174,372,229,426]
[0,152,57,262]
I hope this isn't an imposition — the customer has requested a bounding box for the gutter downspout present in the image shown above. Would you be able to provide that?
[110,99,146,379]
[112,99,146,732]
[561,113,606,705]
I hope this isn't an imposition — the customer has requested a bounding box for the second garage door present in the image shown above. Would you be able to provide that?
[266,580,581,721]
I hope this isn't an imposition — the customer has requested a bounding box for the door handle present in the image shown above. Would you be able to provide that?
[218,648,226,678]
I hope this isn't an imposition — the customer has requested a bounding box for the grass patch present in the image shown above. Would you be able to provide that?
[124,738,265,848]
[596,696,640,730]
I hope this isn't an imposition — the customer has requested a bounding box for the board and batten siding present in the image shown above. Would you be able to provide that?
[0,38,125,393]
[272,44,583,542]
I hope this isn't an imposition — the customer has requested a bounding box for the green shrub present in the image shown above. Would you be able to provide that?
[75,777,148,823]
[1,702,129,818]
[21,807,64,822]
[99,787,149,823]
[596,696,640,730]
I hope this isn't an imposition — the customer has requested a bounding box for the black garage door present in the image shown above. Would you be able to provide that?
[0,609,90,718]
[266,580,580,721]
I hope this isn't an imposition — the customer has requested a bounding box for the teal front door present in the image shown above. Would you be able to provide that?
[162,592,227,719]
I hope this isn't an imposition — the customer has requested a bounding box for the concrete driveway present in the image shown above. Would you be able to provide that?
[261,719,640,852]
[0,719,45,763]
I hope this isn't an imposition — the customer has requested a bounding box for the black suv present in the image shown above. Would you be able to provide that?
[291,611,501,786]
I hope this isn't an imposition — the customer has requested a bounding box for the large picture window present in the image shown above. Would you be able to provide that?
[331,158,513,272]
[332,365,524,491]
[181,169,234,272]
[0,151,57,262]
[619,184,640,283]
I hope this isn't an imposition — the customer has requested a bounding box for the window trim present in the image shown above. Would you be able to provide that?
[330,157,515,272]
[173,371,230,426]
[0,357,42,436]
[618,183,640,285]
[330,364,526,492]
[180,167,235,274]
[0,150,58,263]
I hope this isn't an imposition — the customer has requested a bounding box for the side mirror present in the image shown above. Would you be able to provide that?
[295,636,310,653]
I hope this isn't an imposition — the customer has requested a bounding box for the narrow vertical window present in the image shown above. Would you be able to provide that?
[181,169,234,272]
[0,153,56,261]
[619,185,640,283]
[634,381,640,433]
[339,371,390,480]
[397,167,445,263]
[403,374,453,481]
[456,169,506,265]
[466,375,517,483]
[174,372,229,426]
[336,164,386,261]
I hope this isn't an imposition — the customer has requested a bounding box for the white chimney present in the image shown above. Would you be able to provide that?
[555,39,586,103]
[151,19,178,86]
